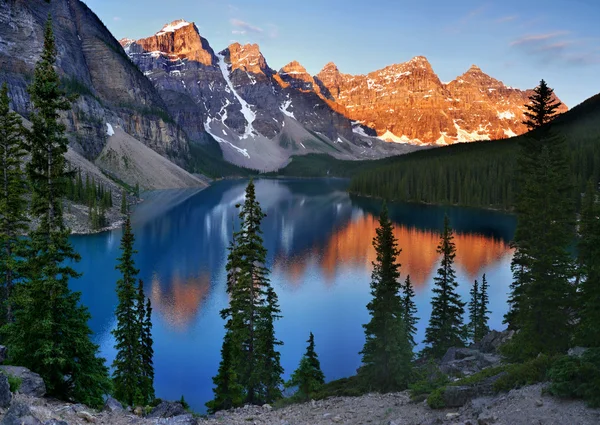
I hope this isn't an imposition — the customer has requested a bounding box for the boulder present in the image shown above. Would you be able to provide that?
[0,374,11,408]
[442,373,507,408]
[472,330,514,354]
[0,346,7,364]
[148,401,186,418]
[76,411,96,423]
[440,348,501,377]
[0,366,46,397]
[0,401,41,425]
[103,396,124,413]
[156,414,197,425]
[567,347,587,358]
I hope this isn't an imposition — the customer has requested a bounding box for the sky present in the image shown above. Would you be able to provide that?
[83,0,600,108]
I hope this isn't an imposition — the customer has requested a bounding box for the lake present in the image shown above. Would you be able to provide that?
[69,178,516,413]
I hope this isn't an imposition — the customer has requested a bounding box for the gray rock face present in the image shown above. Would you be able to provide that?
[148,401,186,418]
[0,366,46,397]
[0,346,7,364]
[0,401,41,425]
[0,0,188,164]
[0,374,11,408]
[43,421,69,425]
[103,396,124,413]
[440,347,501,377]
[472,330,514,354]
[442,372,507,408]
[122,24,416,171]
[156,414,197,425]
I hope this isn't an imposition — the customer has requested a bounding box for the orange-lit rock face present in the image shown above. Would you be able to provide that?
[274,214,512,287]
[227,43,269,75]
[316,58,568,145]
[150,272,211,331]
[125,20,215,66]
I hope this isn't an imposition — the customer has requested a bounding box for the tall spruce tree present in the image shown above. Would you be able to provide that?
[468,275,490,343]
[423,214,466,358]
[112,216,144,406]
[138,279,155,405]
[503,79,575,360]
[477,274,490,341]
[468,279,480,343]
[1,17,110,407]
[206,332,244,413]
[575,180,600,347]
[0,83,28,325]
[285,332,325,401]
[523,79,562,131]
[402,275,418,349]
[209,180,283,410]
[359,203,412,391]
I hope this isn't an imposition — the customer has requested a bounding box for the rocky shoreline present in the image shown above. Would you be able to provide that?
[1,334,599,425]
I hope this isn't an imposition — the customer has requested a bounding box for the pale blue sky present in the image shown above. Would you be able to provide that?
[83,0,600,107]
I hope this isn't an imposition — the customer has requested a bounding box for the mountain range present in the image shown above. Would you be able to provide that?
[0,1,568,178]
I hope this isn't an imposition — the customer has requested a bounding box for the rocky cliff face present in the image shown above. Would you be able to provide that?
[0,0,189,163]
[316,58,568,145]
[122,21,412,171]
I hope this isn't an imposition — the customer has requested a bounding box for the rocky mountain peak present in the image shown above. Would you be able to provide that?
[124,20,215,66]
[278,61,318,92]
[319,62,341,75]
[225,43,271,75]
[156,19,192,36]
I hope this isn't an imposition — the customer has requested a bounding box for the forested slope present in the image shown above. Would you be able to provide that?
[348,93,600,210]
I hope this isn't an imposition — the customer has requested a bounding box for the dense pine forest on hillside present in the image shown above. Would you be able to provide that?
[347,95,600,210]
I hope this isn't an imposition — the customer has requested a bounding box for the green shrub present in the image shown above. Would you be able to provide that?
[427,388,445,409]
[312,375,370,400]
[493,354,557,392]
[548,348,600,407]
[409,362,449,400]
[7,375,22,393]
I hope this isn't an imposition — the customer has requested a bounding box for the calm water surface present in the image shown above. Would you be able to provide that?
[69,178,516,412]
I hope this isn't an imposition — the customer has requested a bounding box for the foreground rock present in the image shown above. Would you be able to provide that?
[0,367,45,398]
[0,375,11,409]
[148,401,187,418]
[1,383,599,425]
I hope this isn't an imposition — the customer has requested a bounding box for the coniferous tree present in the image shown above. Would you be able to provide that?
[468,279,480,343]
[1,17,110,407]
[0,83,28,325]
[359,203,412,391]
[121,188,128,215]
[209,180,283,410]
[477,274,490,342]
[523,79,563,131]
[503,80,575,360]
[137,279,155,405]
[112,215,144,406]
[575,180,600,346]
[285,332,325,401]
[401,275,419,349]
[206,332,244,413]
[423,214,466,358]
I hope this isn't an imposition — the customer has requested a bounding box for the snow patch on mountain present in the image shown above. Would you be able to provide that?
[380,130,424,145]
[454,120,491,143]
[156,20,191,36]
[280,96,295,119]
[504,128,517,138]
[216,53,256,139]
[205,118,250,158]
[106,123,114,137]
[497,110,515,120]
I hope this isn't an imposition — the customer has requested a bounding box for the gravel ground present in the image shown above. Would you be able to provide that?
[3,384,599,425]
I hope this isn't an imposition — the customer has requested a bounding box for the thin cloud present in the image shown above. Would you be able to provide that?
[510,31,599,67]
[496,15,517,23]
[445,4,490,34]
[113,16,122,22]
[510,31,569,46]
[230,19,263,34]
